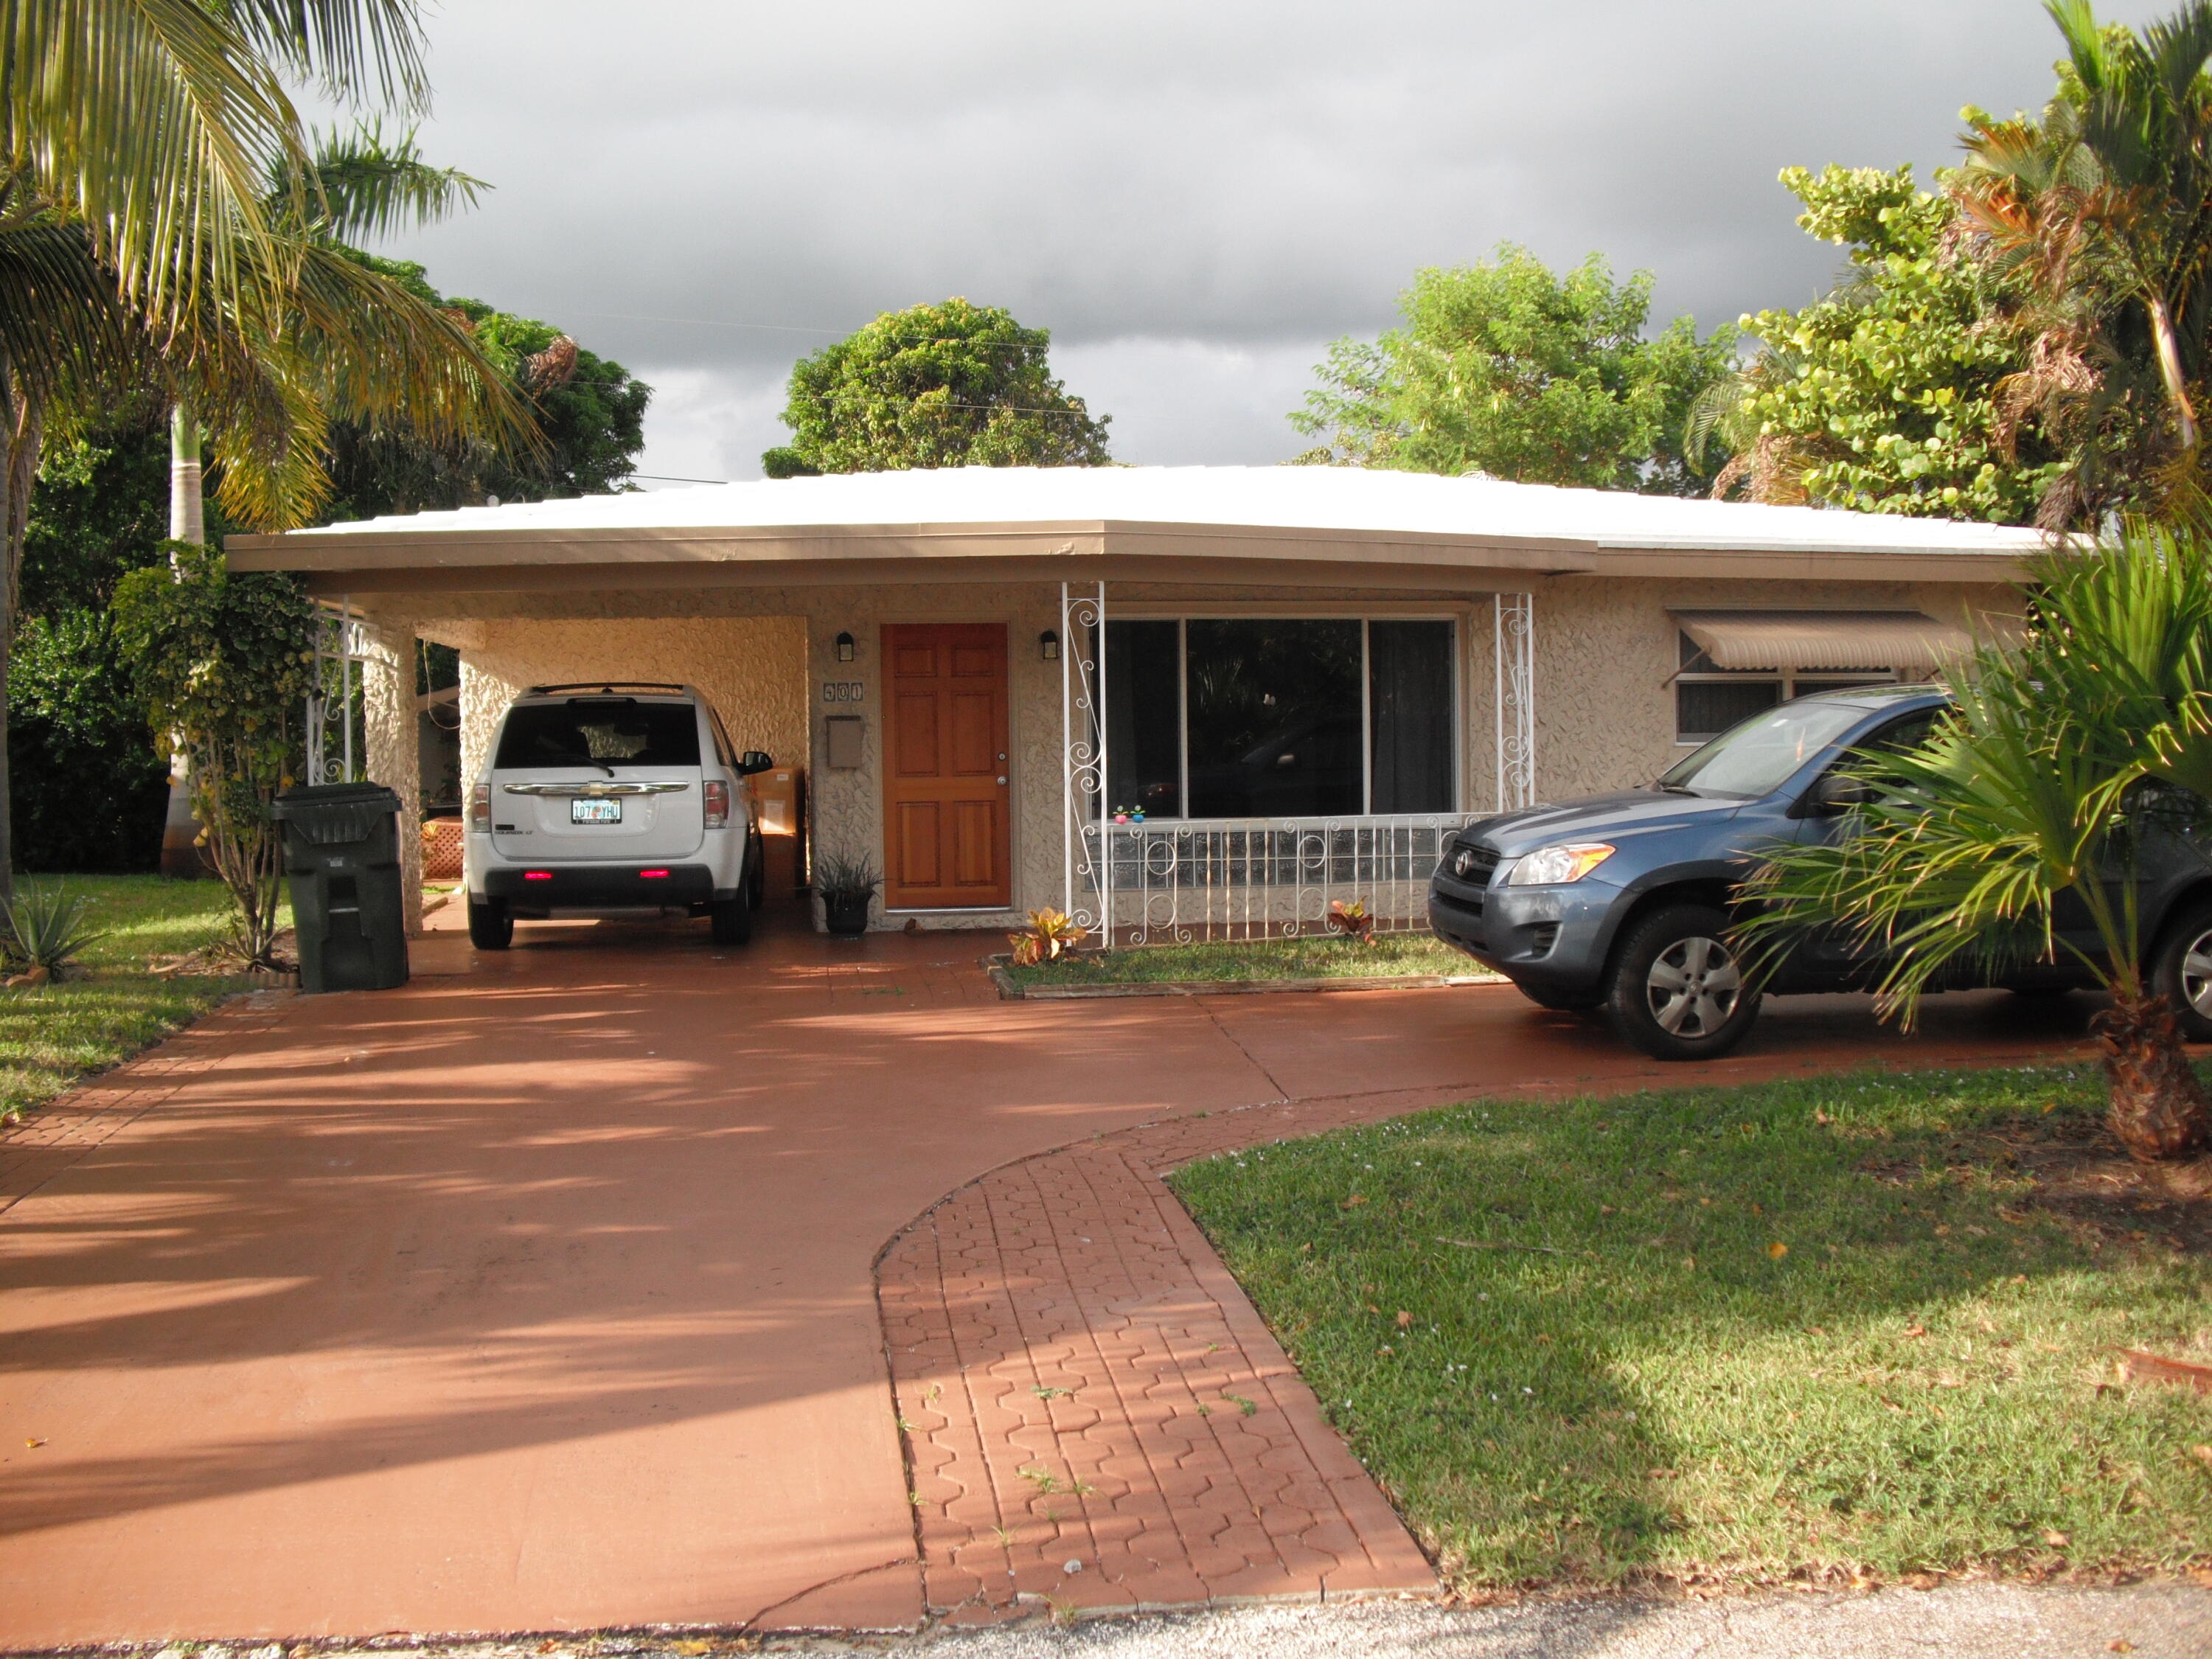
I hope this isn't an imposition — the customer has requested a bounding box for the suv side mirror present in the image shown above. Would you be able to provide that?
[738,751,775,776]
[1809,772,1879,814]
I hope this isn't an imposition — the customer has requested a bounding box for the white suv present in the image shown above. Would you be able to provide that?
[465,683,770,950]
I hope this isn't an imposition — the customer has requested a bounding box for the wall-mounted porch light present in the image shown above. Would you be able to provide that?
[1040,629,1060,661]
[834,630,856,662]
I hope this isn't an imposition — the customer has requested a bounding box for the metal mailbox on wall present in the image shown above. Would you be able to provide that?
[824,714,863,771]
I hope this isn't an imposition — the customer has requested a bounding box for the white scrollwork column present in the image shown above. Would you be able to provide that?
[1060,581,1107,936]
[1495,593,1535,810]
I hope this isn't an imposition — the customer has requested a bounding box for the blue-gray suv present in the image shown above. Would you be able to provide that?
[1429,685,2212,1060]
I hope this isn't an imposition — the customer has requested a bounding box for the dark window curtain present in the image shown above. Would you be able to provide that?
[1185,619,1363,817]
[1368,620,1455,813]
[1102,620,1183,816]
[1676,678,1781,742]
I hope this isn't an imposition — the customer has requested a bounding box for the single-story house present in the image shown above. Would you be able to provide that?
[227,465,2048,938]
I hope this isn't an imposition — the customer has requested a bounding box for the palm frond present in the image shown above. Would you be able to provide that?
[275,121,487,242]
[219,0,428,113]
[2,0,309,324]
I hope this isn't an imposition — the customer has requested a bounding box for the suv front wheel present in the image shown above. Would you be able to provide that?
[1605,904,1761,1060]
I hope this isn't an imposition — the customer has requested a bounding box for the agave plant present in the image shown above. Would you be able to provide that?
[3,883,106,983]
[1009,908,1088,968]
[1742,529,2212,1161]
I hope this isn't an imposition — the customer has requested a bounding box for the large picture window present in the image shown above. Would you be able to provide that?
[1099,617,1457,819]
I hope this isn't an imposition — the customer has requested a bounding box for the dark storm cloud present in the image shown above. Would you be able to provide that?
[369,1,2166,474]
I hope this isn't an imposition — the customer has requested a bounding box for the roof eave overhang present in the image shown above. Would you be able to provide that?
[223,515,2040,593]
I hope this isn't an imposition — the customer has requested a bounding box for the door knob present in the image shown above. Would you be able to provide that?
[997,775,1008,785]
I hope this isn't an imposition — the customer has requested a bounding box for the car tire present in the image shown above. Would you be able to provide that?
[748,832,767,907]
[711,882,754,947]
[2149,896,2212,1042]
[467,897,512,950]
[1604,903,1762,1061]
[1514,981,1604,1013]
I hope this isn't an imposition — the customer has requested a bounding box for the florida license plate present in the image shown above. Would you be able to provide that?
[570,798,622,824]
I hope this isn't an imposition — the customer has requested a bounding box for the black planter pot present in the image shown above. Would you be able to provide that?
[823,890,873,936]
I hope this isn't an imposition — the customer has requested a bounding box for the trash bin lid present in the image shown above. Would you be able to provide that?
[274,782,403,845]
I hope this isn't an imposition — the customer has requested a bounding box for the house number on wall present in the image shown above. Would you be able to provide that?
[820,681,865,704]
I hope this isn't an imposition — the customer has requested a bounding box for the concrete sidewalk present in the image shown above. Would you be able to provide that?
[0,882,2121,1646]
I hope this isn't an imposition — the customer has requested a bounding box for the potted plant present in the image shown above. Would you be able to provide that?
[814,852,881,936]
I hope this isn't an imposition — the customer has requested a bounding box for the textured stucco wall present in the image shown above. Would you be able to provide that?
[443,616,810,787]
[362,569,2017,931]
[356,619,425,935]
[1526,576,2019,803]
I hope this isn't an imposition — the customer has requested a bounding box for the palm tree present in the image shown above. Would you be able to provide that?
[1952,1,2212,516]
[1744,529,2212,1163]
[0,4,527,888]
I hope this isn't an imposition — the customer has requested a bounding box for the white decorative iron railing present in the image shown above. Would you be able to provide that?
[1079,814,1483,945]
[304,597,367,786]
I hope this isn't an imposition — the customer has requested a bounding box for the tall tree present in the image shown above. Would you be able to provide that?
[1701,165,2067,523]
[1950,0,2212,521]
[319,257,649,516]
[1291,246,1737,493]
[0,0,455,891]
[762,297,1110,476]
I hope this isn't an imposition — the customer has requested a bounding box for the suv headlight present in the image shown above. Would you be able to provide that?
[1506,842,1615,886]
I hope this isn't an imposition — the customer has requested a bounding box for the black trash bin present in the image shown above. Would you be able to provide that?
[274,783,410,993]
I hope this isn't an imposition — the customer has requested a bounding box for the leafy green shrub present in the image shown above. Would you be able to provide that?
[7,610,170,873]
[111,545,315,967]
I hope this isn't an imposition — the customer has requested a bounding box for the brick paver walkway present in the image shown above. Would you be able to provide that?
[880,1073,1634,1621]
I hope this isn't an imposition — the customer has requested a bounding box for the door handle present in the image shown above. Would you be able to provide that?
[996,775,1008,785]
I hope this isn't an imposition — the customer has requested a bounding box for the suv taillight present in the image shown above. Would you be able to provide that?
[704,779,730,829]
[468,782,491,833]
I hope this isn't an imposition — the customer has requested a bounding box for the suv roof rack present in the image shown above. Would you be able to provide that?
[523,681,689,697]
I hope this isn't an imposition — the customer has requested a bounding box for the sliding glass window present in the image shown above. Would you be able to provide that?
[1098,617,1457,819]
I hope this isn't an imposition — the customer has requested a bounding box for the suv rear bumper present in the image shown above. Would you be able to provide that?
[481,863,724,911]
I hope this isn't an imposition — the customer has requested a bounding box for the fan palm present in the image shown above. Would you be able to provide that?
[1742,529,2212,1162]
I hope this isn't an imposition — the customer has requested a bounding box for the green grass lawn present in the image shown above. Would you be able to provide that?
[0,874,279,1125]
[1004,930,1500,989]
[1170,1065,2212,1592]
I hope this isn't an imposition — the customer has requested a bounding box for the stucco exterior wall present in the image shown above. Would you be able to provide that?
[1525,576,2019,803]
[444,616,810,787]
[361,568,2018,932]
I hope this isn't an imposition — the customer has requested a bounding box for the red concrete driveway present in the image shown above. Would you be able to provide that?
[0,886,2104,1644]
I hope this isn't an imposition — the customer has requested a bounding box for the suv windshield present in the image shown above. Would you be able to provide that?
[496,700,700,768]
[1657,700,1871,799]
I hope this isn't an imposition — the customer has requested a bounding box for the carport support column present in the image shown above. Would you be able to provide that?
[359,619,425,936]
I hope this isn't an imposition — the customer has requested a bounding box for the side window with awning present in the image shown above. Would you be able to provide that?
[1669,611,1972,743]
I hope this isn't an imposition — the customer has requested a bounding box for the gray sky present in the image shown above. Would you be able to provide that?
[367,1,2164,486]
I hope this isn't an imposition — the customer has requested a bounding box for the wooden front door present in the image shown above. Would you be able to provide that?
[882,623,1012,910]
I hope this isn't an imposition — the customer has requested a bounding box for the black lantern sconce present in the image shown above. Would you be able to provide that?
[834,630,855,663]
[1040,629,1060,661]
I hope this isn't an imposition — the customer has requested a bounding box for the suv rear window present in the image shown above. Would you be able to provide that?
[495,700,700,768]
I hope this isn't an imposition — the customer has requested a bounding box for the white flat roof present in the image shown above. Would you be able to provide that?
[251,464,2049,560]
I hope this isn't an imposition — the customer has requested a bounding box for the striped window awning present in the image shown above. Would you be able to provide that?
[1671,610,1976,675]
